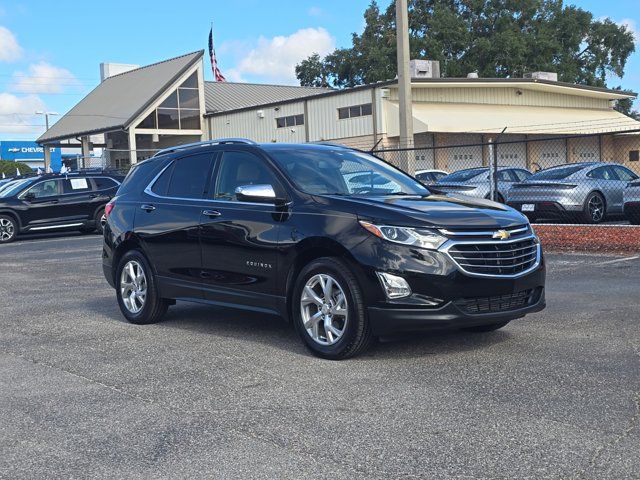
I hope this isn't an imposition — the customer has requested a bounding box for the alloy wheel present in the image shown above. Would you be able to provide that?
[0,218,15,242]
[120,260,147,314]
[100,213,107,229]
[588,195,604,222]
[300,273,348,346]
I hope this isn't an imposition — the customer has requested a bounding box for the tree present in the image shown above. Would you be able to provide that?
[296,0,636,98]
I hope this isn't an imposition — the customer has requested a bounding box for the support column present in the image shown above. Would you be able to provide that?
[128,129,137,165]
[395,0,414,174]
[43,146,51,171]
[81,136,91,169]
[434,133,448,171]
[482,135,493,167]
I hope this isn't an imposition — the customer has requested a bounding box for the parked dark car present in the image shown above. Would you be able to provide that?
[102,140,546,359]
[623,179,640,225]
[507,162,639,223]
[0,172,123,243]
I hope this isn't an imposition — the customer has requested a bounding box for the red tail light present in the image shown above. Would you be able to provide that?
[104,201,115,218]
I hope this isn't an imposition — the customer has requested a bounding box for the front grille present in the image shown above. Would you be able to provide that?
[447,237,538,276]
[455,289,537,314]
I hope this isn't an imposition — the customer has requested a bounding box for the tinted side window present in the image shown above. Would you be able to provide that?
[513,170,531,181]
[215,151,279,201]
[92,177,118,190]
[166,154,214,199]
[496,170,514,181]
[62,177,92,193]
[588,167,614,180]
[612,166,638,181]
[26,180,62,198]
[151,162,174,196]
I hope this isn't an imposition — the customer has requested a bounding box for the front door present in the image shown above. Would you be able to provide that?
[59,177,95,223]
[20,179,67,230]
[199,149,284,312]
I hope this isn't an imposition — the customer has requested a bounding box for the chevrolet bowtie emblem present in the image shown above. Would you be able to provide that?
[492,229,511,240]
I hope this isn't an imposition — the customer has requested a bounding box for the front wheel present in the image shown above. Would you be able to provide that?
[116,250,169,324]
[292,257,373,360]
[0,215,17,244]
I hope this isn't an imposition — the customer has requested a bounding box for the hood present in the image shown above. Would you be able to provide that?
[323,193,528,229]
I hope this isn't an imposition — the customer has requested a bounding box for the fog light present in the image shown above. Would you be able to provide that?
[376,272,412,299]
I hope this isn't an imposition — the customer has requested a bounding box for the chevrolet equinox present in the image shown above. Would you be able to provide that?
[102,139,546,359]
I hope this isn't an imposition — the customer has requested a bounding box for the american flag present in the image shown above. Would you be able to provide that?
[209,27,226,82]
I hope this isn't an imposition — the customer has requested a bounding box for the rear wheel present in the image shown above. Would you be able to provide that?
[116,250,169,324]
[95,207,106,235]
[463,320,511,332]
[628,213,640,225]
[0,215,17,244]
[292,257,373,360]
[581,192,606,224]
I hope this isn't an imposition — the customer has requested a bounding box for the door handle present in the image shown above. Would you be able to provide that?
[141,204,156,212]
[202,209,221,217]
[90,193,99,199]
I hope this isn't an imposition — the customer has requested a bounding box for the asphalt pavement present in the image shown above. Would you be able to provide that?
[0,233,638,479]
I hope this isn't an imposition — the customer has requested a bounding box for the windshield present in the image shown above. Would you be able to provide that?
[266,147,429,196]
[529,165,585,181]
[439,168,487,183]
[0,178,34,198]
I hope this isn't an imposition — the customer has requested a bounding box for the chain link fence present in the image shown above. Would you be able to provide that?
[373,130,640,225]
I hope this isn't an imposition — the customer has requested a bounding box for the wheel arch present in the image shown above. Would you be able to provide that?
[283,237,361,323]
[111,234,148,279]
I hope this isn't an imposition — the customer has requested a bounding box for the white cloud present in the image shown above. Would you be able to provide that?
[227,27,335,84]
[12,62,79,94]
[0,93,46,135]
[0,26,23,62]
[619,18,640,44]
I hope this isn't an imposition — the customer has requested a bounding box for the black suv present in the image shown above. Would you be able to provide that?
[0,172,123,243]
[103,139,545,359]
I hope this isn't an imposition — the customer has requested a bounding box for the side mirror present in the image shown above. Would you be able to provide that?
[235,184,288,206]
[24,192,36,201]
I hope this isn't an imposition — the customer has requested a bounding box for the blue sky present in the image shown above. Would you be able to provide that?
[0,0,638,140]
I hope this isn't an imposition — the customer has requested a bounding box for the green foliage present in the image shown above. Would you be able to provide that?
[296,0,636,94]
[0,160,32,178]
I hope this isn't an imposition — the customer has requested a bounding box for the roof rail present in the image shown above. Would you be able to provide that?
[152,138,257,157]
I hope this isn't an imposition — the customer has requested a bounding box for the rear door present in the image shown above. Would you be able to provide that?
[135,153,216,299]
[199,149,284,311]
[587,166,622,213]
[59,177,95,223]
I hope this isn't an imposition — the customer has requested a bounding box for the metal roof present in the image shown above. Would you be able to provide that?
[37,51,204,144]
[204,81,331,113]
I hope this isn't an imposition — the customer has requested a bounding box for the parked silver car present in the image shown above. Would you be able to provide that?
[414,169,448,185]
[623,179,640,225]
[507,162,639,223]
[434,167,532,203]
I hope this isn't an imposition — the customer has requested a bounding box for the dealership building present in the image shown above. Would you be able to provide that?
[37,50,640,172]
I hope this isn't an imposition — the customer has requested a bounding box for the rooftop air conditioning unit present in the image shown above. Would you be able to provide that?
[524,71,558,82]
[409,60,440,79]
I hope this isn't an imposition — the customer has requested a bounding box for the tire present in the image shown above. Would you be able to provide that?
[95,207,106,235]
[462,320,511,332]
[581,192,606,224]
[0,214,17,244]
[115,249,169,325]
[628,214,640,225]
[292,257,373,360]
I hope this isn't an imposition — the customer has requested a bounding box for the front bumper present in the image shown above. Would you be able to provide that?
[368,286,545,335]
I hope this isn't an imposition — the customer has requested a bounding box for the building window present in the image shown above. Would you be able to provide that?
[629,150,639,162]
[276,114,304,128]
[338,103,372,119]
[138,72,201,131]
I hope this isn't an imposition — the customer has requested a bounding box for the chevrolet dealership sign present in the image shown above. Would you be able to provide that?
[0,141,60,160]
[0,141,62,171]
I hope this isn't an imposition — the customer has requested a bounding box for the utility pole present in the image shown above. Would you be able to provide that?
[35,110,58,131]
[396,0,414,174]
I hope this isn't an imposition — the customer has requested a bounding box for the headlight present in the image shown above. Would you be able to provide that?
[359,221,447,250]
